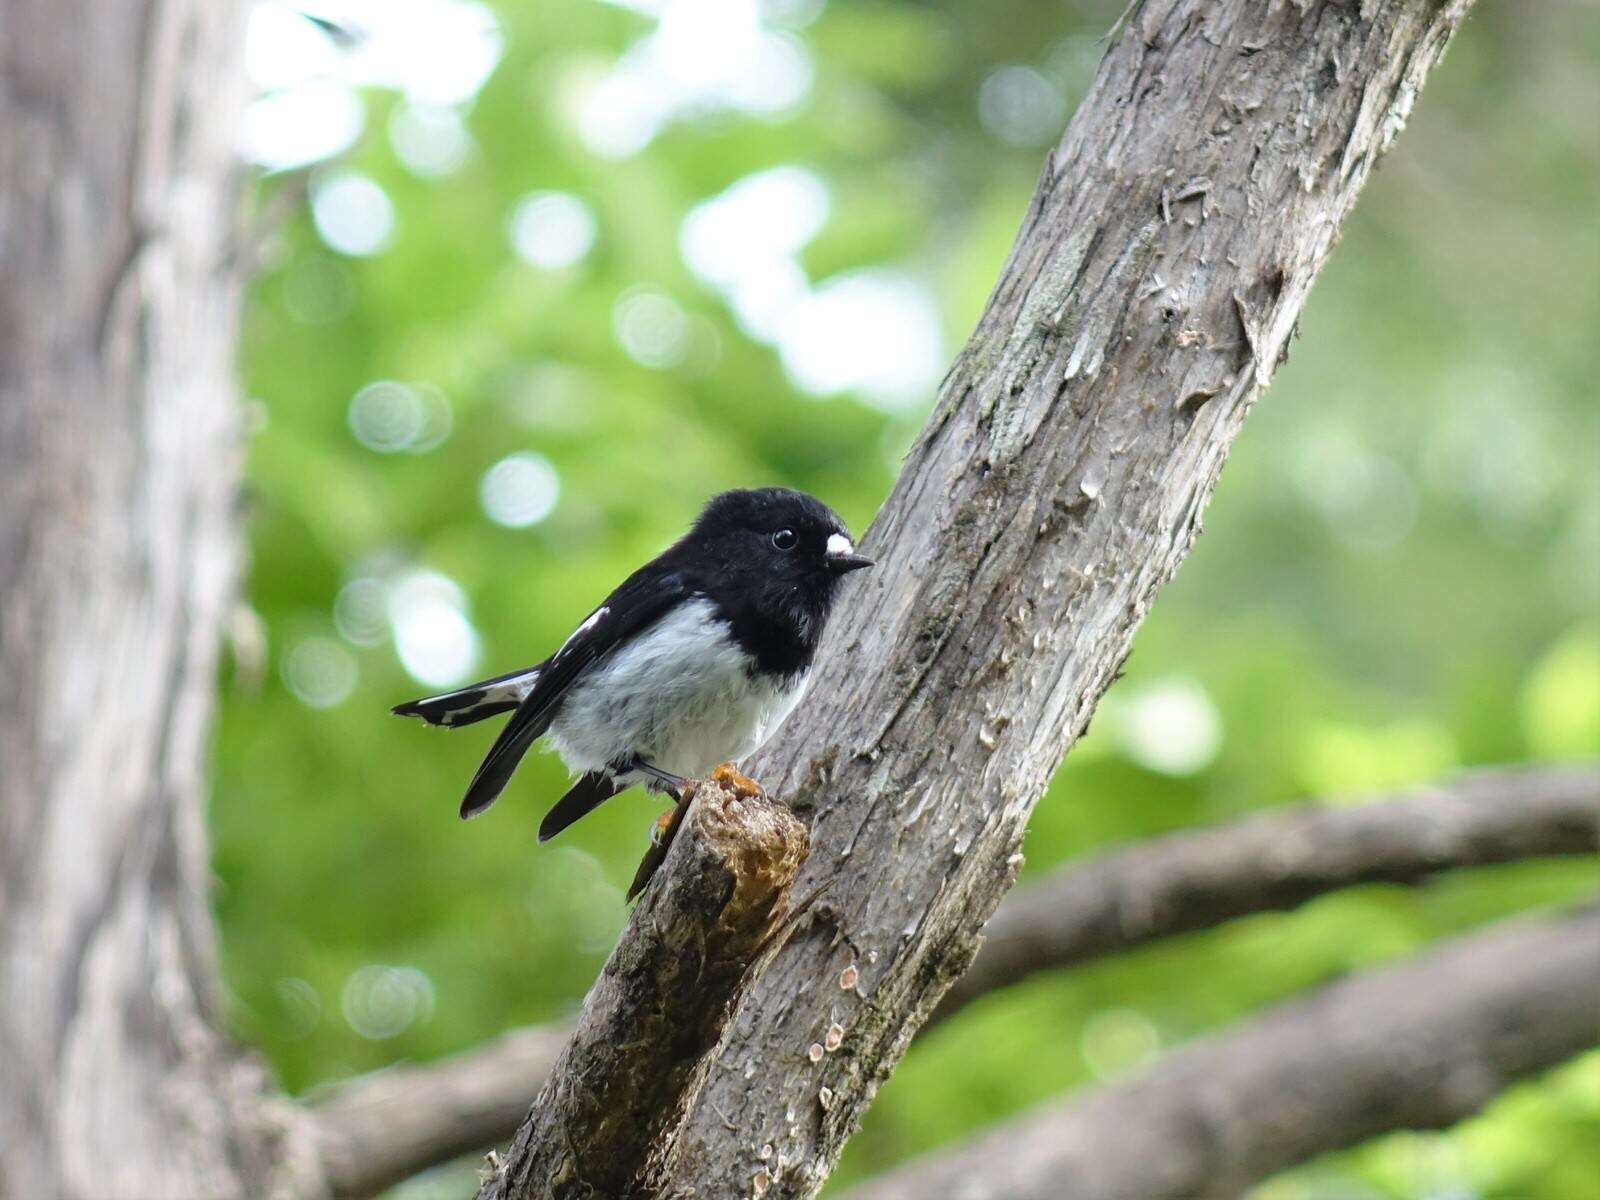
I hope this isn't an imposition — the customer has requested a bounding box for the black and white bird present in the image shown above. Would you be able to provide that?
[393,487,872,842]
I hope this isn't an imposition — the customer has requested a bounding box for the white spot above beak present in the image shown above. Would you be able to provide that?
[826,533,854,558]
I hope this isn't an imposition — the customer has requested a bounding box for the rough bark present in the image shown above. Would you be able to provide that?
[645,3,1478,1196]
[307,761,1597,1194]
[845,904,1600,1200]
[0,4,317,1198]
[475,779,809,1200]
[936,761,1600,1022]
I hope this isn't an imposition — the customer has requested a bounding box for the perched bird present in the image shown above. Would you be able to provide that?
[394,487,873,844]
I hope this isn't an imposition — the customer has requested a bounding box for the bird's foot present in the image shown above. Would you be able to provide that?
[626,767,755,903]
[630,788,694,902]
[650,784,694,846]
[630,757,692,799]
[710,761,762,799]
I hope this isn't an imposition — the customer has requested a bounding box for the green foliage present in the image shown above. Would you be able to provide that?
[220,2,1599,1196]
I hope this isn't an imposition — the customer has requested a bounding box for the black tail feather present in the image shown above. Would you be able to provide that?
[538,772,621,842]
[457,697,557,819]
[393,665,540,729]
[392,692,517,728]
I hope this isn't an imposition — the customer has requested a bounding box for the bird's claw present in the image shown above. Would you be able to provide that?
[711,761,761,798]
[650,804,678,847]
[628,768,756,902]
[630,788,692,901]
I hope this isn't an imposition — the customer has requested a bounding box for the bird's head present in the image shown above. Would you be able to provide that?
[690,487,873,613]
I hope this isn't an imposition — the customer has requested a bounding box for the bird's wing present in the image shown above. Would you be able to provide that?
[457,561,694,818]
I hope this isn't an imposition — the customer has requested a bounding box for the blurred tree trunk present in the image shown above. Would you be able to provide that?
[0,4,314,1197]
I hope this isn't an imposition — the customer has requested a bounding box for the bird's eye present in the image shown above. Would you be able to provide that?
[772,528,798,551]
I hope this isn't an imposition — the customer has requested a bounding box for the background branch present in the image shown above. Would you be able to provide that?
[313,1024,568,1199]
[936,762,1599,1022]
[307,762,1595,1195]
[845,904,1600,1200]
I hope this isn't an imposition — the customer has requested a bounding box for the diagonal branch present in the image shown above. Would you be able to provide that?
[935,761,1599,1022]
[473,778,808,1200]
[307,762,1594,1196]
[845,903,1600,1200]
[656,4,1484,1195]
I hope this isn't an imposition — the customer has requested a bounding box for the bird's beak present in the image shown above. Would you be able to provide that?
[825,533,873,573]
[828,553,874,574]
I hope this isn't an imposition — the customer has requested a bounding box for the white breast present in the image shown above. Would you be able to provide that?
[546,598,809,781]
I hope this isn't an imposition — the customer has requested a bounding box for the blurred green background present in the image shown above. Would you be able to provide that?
[219,1,1600,1196]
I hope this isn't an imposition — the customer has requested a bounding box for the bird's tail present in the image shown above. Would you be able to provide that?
[538,772,620,842]
[391,665,542,728]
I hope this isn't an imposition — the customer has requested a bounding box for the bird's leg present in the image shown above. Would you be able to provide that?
[711,761,762,799]
[626,764,697,903]
[630,758,693,800]
[624,760,758,902]
[650,795,690,848]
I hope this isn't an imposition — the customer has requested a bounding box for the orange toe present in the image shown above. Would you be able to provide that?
[711,761,761,798]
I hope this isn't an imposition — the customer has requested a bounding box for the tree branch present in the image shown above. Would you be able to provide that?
[844,904,1600,1200]
[307,762,1594,1195]
[654,4,1482,1193]
[936,762,1599,1022]
[313,1024,569,1199]
[471,778,808,1200]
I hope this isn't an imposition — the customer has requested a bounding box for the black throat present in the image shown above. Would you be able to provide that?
[709,580,831,679]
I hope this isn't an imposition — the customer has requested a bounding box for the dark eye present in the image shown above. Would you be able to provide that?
[772,528,798,551]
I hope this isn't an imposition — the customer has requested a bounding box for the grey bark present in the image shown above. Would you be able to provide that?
[647,2,1479,1197]
[307,762,1597,1196]
[476,780,809,1200]
[0,4,318,1198]
[844,904,1600,1200]
[936,761,1600,1022]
